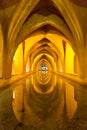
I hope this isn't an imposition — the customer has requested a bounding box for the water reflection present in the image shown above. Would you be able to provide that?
[0,72,87,130]
[12,72,77,129]
[32,71,56,93]
[65,82,77,120]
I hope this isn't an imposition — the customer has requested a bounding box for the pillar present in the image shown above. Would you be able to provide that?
[2,46,13,79]
[74,54,79,75]
[78,47,87,79]
[0,25,3,78]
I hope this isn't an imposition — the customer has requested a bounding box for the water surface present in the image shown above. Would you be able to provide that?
[0,72,87,130]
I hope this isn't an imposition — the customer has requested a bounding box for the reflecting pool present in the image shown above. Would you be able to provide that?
[0,72,87,130]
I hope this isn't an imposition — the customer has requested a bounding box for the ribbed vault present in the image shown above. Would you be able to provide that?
[1,0,87,78]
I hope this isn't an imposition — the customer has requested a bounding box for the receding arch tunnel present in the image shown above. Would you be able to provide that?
[1,0,87,129]
[1,0,87,79]
[12,27,76,76]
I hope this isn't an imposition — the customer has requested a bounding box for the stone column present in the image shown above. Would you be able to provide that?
[2,56,12,79]
[74,54,79,74]
[2,46,13,79]
[78,48,87,79]
[0,25,3,78]
[62,40,66,73]
[22,41,26,73]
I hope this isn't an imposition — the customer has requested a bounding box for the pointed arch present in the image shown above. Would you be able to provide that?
[16,13,74,45]
[7,0,40,46]
[51,0,84,51]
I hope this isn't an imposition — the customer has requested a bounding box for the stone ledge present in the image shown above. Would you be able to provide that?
[56,72,87,86]
[0,72,35,88]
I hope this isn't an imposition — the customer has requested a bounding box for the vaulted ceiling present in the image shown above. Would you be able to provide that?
[1,0,87,72]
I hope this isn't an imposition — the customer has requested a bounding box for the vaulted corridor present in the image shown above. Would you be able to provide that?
[0,0,87,129]
[1,0,87,79]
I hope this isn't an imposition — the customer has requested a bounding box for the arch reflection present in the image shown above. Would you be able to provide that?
[12,73,77,129]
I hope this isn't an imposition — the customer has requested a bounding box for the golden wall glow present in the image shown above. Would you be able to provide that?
[65,43,75,74]
[12,43,23,75]
[0,25,3,78]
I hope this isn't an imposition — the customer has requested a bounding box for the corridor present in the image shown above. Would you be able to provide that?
[0,71,87,130]
[1,0,87,130]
